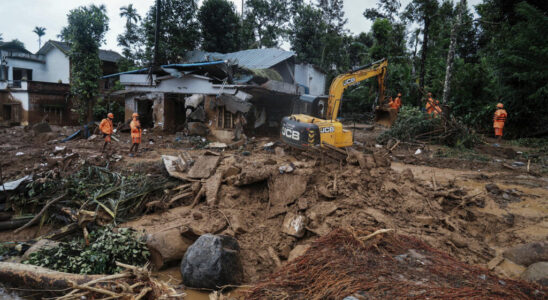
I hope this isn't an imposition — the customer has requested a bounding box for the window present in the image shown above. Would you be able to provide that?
[12,68,33,87]
[217,107,234,129]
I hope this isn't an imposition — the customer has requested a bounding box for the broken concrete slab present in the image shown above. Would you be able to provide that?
[282,212,307,238]
[162,155,189,180]
[188,155,221,179]
[306,202,338,223]
[268,174,307,207]
[205,172,223,206]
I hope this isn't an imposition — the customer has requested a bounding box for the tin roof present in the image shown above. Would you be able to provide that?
[185,48,295,69]
[37,40,123,63]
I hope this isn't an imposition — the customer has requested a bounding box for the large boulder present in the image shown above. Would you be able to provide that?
[520,262,548,286]
[180,234,243,290]
[503,241,548,266]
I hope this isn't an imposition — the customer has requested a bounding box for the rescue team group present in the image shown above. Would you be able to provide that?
[98,95,508,155]
[98,112,141,157]
[388,92,507,142]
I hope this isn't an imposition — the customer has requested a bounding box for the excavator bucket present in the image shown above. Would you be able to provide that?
[374,107,398,127]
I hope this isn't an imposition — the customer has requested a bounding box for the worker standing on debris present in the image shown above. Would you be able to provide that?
[394,93,402,111]
[99,113,114,153]
[493,103,507,143]
[129,113,142,157]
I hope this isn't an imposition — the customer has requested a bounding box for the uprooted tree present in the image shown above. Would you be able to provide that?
[60,4,109,123]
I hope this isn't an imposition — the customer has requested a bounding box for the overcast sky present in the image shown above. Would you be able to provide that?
[0,0,482,54]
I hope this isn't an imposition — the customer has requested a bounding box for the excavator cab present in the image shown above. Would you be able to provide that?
[291,94,328,118]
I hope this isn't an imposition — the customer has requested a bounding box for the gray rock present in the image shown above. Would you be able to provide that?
[503,241,548,266]
[521,262,548,286]
[180,234,243,290]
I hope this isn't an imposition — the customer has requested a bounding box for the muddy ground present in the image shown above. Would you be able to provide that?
[0,124,547,296]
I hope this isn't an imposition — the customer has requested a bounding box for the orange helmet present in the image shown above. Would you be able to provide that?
[107,113,114,118]
[132,113,139,118]
[397,93,401,97]
[496,103,503,108]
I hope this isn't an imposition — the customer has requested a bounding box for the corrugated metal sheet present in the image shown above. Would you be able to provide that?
[184,48,295,69]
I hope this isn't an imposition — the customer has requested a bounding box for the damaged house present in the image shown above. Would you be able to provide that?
[0,40,122,126]
[109,48,326,142]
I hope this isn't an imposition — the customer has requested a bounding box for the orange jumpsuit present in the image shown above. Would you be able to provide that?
[130,119,141,144]
[99,118,113,142]
[493,109,507,136]
[426,98,441,117]
[389,99,399,110]
[394,96,402,110]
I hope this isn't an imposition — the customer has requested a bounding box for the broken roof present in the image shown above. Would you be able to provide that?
[37,40,123,63]
[185,48,295,69]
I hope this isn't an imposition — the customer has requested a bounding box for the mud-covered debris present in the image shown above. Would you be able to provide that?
[205,171,223,206]
[207,142,227,149]
[230,165,276,186]
[288,244,310,262]
[188,155,221,179]
[162,155,189,180]
[180,234,243,290]
[22,239,59,260]
[504,241,548,267]
[282,212,307,238]
[521,262,548,286]
[268,174,307,207]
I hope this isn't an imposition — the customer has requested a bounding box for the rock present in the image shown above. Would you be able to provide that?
[364,154,376,169]
[282,212,307,238]
[32,122,52,133]
[306,202,338,223]
[496,258,527,278]
[146,228,195,270]
[223,166,241,179]
[193,212,203,220]
[503,241,548,266]
[520,262,548,286]
[297,198,308,210]
[180,234,243,290]
[230,212,247,235]
[287,244,310,262]
[401,169,414,181]
[449,233,468,248]
[415,215,435,226]
[187,122,209,136]
[274,147,285,156]
[22,239,59,260]
[485,183,501,194]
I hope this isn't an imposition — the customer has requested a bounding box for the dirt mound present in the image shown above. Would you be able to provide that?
[246,228,546,299]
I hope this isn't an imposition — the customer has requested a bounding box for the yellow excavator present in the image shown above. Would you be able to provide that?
[281,58,390,149]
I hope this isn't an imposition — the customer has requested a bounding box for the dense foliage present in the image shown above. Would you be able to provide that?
[198,0,241,52]
[24,227,149,274]
[61,4,109,122]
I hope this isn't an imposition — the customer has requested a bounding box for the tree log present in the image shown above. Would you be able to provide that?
[0,217,33,231]
[0,262,104,290]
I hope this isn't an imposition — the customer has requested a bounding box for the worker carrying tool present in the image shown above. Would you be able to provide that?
[99,113,114,153]
[493,103,507,143]
[425,93,441,118]
[129,113,142,157]
[394,93,402,111]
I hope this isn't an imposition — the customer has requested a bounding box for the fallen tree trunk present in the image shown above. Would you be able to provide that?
[0,262,104,290]
[231,166,276,186]
[0,217,33,231]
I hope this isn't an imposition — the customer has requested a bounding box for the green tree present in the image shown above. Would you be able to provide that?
[117,4,142,70]
[0,33,3,43]
[33,26,46,49]
[60,4,109,122]
[244,0,290,48]
[198,0,241,52]
[403,0,439,91]
[141,0,200,64]
[364,0,401,21]
[290,4,328,66]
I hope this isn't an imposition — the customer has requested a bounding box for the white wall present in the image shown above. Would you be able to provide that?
[295,64,327,96]
[41,47,70,83]
[5,58,46,82]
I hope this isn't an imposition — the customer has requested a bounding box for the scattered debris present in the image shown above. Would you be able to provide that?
[282,212,307,238]
[503,241,548,267]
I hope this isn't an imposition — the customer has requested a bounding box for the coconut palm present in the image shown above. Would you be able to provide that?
[120,4,141,27]
[33,26,46,49]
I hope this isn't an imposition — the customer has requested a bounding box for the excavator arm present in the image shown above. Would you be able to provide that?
[326,58,388,121]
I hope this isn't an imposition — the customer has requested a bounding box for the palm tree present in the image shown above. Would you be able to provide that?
[33,26,46,49]
[120,4,141,27]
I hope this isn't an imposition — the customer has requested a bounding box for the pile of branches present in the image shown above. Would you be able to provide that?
[23,227,149,275]
[246,228,546,299]
[378,106,482,148]
[7,165,173,227]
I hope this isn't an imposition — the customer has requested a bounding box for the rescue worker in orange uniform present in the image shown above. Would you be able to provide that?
[425,93,442,118]
[388,96,398,110]
[129,113,142,157]
[99,113,114,153]
[394,93,402,111]
[493,103,507,143]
